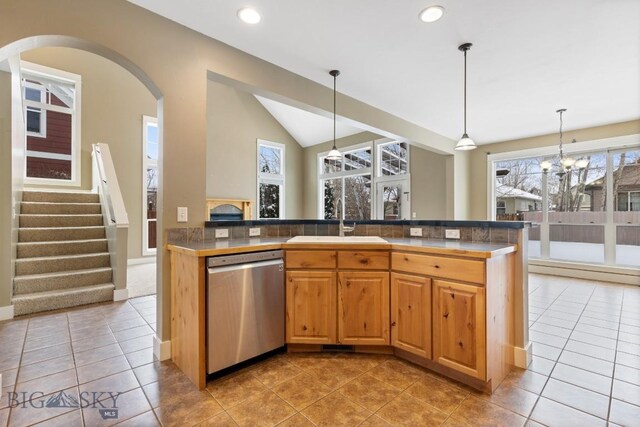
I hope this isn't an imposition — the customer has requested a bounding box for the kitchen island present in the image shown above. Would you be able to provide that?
[167,223,530,393]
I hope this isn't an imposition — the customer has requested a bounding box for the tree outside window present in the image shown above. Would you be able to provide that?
[258,141,285,219]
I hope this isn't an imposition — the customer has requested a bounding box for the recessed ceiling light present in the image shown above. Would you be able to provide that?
[237,7,261,24]
[419,5,445,23]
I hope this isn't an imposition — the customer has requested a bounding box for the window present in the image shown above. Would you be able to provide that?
[142,116,158,255]
[490,144,640,267]
[257,140,285,219]
[21,62,81,185]
[616,191,640,211]
[378,141,408,176]
[318,140,410,220]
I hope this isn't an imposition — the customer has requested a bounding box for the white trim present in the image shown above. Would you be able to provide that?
[487,134,640,163]
[128,256,156,266]
[530,259,640,286]
[113,288,129,301]
[153,335,172,361]
[257,139,286,219]
[21,61,82,187]
[25,150,72,161]
[514,342,533,369]
[142,115,158,256]
[0,305,14,321]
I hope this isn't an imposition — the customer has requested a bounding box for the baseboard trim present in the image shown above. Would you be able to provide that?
[128,257,156,266]
[530,260,639,286]
[0,305,14,321]
[514,342,533,369]
[153,335,171,361]
[113,288,129,301]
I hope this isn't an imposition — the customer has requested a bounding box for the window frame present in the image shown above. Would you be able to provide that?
[24,81,47,138]
[257,139,285,219]
[317,140,411,220]
[21,61,82,187]
[142,115,158,256]
[487,135,640,267]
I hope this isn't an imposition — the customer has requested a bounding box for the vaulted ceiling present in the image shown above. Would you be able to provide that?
[130,0,640,145]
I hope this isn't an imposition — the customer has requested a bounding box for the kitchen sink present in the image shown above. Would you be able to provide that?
[287,236,388,244]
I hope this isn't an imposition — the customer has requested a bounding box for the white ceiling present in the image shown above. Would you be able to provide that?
[254,95,363,147]
[129,0,640,145]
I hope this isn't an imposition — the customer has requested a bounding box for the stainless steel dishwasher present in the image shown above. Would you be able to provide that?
[206,250,284,374]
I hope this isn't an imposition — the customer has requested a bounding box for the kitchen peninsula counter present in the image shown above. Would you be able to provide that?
[168,232,527,392]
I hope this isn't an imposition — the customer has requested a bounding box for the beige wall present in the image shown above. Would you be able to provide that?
[410,144,448,219]
[0,70,13,307]
[469,120,640,220]
[300,132,448,219]
[206,81,303,219]
[0,0,456,341]
[21,47,157,259]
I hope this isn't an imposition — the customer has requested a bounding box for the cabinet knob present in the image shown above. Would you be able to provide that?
[443,312,449,319]
[391,321,397,327]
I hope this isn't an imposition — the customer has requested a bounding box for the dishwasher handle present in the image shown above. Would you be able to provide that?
[207,258,283,275]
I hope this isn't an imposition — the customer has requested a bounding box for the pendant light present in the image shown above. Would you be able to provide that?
[455,43,477,150]
[326,70,342,160]
[540,109,589,176]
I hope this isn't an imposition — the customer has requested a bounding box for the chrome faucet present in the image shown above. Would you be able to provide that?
[336,199,355,237]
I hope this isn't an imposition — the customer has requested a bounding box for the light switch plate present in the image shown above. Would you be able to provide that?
[215,228,229,238]
[410,227,422,237]
[177,207,188,223]
[445,229,460,239]
[249,227,261,237]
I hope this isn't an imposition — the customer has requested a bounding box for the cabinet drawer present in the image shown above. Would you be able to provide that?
[338,251,389,270]
[286,250,337,269]
[391,252,485,285]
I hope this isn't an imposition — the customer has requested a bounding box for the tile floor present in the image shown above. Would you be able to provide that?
[0,274,638,426]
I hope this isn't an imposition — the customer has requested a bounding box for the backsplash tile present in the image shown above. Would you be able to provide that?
[168,221,525,246]
[472,227,490,243]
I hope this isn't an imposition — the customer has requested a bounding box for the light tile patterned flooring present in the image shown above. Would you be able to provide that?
[0,274,638,426]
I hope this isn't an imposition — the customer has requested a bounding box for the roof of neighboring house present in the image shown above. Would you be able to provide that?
[496,185,542,201]
[585,161,640,189]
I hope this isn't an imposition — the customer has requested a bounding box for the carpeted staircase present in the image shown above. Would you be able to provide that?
[12,190,115,316]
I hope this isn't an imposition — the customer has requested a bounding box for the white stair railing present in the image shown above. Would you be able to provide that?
[92,143,129,301]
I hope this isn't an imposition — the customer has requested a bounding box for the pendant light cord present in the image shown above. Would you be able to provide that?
[558,109,564,159]
[333,73,336,145]
[463,48,467,134]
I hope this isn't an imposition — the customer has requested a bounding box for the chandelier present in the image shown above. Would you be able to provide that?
[540,109,589,177]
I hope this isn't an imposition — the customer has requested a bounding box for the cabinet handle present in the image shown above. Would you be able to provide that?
[443,312,449,319]
[391,321,397,327]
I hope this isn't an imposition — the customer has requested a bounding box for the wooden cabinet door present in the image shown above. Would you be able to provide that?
[391,273,431,359]
[432,279,486,380]
[338,271,390,345]
[286,271,337,344]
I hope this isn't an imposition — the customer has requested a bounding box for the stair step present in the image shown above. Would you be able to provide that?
[19,226,106,242]
[21,202,102,215]
[12,283,115,316]
[22,191,100,204]
[15,253,111,276]
[19,214,104,228]
[13,267,113,295]
[17,239,108,258]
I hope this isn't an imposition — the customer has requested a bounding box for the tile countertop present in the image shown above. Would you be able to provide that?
[168,237,516,259]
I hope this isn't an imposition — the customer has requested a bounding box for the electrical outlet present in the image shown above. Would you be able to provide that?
[249,227,261,237]
[215,228,229,238]
[445,229,460,239]
[410,227,423,237]
[177,207,188,223]
[412,212,417,219]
